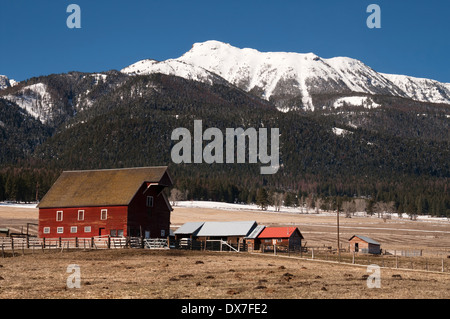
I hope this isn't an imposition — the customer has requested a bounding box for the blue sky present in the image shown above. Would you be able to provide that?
[1,0,449,83]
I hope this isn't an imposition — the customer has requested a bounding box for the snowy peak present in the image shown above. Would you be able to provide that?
[123,40,450,110]
[121,58,228,86]
[0,75,9,90]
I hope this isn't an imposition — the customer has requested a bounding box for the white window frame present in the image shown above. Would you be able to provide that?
[70,226,77,233]
[57,227,64,234]
[78,210,85,221]
[43,227,50,234]
[100,209,108,220]
[56,211,63,221]
[146,196,154,207]
[84,226,91,233]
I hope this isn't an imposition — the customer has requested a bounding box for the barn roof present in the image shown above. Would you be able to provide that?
[37,166,172,209]
[174,222,205,235]
[195,221,257,237]
[349,235,380,245]
[245,225,266,239]
[257,227,303,239]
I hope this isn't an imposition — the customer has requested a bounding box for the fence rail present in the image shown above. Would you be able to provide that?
[0,236,168,255]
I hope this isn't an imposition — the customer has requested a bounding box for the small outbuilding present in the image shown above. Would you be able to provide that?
[348,235,381,254]
[244,225,266,252]
[0,228,9,237]
[194,220,258,246]
[257,226,304,251]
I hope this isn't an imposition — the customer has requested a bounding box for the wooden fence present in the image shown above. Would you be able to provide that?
[0,236,169,256]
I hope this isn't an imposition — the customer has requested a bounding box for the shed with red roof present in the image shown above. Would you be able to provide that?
[257,226,303,251]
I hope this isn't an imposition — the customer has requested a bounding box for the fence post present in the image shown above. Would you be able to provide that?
[442,258,445,273]
[312,248,314,259]
[59,237,62,248]
[108,236,111,249]
[352,251,355,264]
[11,238,15,257]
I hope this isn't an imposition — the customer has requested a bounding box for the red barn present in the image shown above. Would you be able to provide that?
[37,166,173,239]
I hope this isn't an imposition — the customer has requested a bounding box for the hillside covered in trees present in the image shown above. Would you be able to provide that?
[0,72,449,218]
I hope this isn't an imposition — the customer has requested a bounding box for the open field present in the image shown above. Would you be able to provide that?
[0,249,449,299]
[0,202,449,299]
[0,203,449,255]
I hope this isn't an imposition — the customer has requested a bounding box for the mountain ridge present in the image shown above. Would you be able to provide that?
[121,40,450,111]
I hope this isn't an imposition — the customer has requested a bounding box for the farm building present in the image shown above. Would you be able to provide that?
[348,235,381,254]
[0,228,9,237]
[175,221,258,246]
[37,166,173,239]
[256,227,304,251]
[173,222,204,240]
[245,225,266,252]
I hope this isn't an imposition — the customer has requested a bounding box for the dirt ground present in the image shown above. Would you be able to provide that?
[0,249,449,299]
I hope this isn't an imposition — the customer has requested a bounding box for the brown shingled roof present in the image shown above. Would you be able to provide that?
[37,166,171,209]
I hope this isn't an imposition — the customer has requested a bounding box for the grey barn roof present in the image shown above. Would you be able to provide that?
[195,221,257,237]
[350,235,380,245]
[245,225,266,239]
[173,222,205,236]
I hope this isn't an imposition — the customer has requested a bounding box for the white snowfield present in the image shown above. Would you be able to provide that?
[122,40,450,110]
[174,200,449,223]
[0,201,447,224]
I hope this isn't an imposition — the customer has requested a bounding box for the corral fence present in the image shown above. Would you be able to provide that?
[0,235,169,256]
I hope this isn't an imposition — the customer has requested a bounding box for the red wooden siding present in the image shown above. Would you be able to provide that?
[38,206,127,238]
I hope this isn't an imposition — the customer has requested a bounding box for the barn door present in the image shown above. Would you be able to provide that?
[99,227,107,237]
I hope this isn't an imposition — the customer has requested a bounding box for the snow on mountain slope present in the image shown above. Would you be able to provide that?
[176,41,407,109]
[123,40,450,110]
[121,58,229,86]
[0,75,18,90]
[381,73,450,105]
[2,83,54,122]
[0,75,11,90]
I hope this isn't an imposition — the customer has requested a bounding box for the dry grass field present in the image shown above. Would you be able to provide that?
[0,204,449,299]
[0,249,449,299]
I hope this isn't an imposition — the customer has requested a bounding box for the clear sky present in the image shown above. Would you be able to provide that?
[1,0,449,83]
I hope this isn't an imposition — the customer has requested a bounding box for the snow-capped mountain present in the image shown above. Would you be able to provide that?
[122,40,450,111]
[121,58,230,86]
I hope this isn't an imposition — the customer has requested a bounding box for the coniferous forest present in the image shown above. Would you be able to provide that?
[0,72,449,217]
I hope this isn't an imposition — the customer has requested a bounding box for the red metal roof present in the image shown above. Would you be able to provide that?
[257,227,299,239]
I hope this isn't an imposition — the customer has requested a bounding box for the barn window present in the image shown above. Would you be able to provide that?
[161,230,165,237]
[117,229,124,237]
[43,227,50,234]
[110,229,117,237]
[57,227,64,234]
[56,211,63,221]
[78,210,84,221]
[100,209,108,220]
[70,226,77,233]
[84,226,91,233]
[146,196,154,207]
